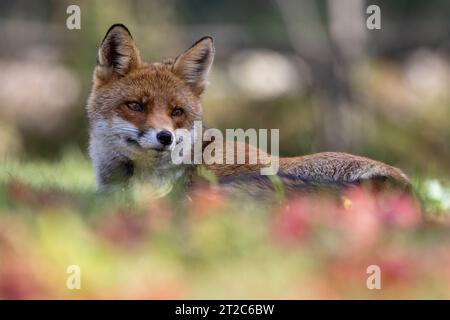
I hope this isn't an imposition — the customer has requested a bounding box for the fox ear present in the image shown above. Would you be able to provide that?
[173,36,215,95]
[95,24,141,83]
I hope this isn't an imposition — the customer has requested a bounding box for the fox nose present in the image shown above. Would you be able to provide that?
[156,130,173,146]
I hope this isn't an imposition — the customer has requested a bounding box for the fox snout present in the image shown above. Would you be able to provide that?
[133,128,175,151]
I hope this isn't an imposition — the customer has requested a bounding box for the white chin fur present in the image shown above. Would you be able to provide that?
[89,116,187,188]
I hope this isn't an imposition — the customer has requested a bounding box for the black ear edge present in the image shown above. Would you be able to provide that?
[186,36,215,51]
[172,35,215,67]
[101,24,133,45]
[174,36,215,65]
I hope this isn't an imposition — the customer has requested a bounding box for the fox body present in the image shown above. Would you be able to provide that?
[87,24,410,193]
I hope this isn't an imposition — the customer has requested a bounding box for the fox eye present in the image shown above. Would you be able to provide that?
[171,107,184,117]
[126,101,145,112]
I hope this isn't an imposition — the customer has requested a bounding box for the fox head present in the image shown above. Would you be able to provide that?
[87,24,214,161]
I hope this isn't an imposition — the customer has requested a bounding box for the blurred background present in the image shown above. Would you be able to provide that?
[0,0,450,300]
[0,0,449,177]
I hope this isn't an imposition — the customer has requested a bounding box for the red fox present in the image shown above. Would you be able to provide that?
[87,24,410,193]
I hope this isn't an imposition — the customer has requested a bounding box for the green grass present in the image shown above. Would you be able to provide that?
[1,149,95,193]
[0,149,449,299]
[2,148,448,215]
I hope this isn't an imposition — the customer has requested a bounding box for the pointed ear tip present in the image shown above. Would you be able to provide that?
[103,23,133,40]
[197,36,214,46]
[202,36,214,42]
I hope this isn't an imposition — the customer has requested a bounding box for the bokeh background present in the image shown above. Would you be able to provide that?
[0,0,449,176]
[0,0,449,299]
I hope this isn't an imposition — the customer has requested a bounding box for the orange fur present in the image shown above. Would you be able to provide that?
[87,24,410,192]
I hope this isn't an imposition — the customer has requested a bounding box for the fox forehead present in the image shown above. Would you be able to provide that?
[88,63,202,124]
[92,64,198,105]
